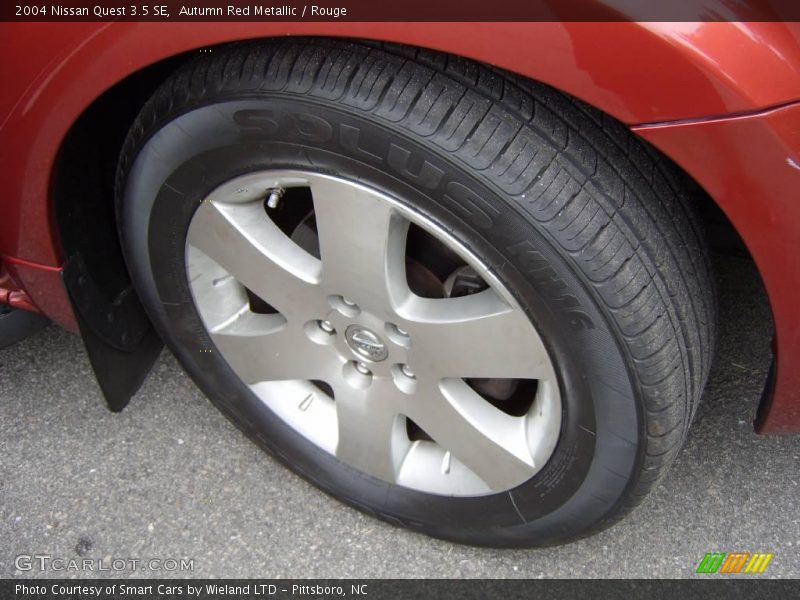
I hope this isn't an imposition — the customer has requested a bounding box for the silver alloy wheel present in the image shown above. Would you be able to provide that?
[185,170,561,496]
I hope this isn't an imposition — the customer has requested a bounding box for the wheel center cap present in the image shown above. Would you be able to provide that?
[345,325,389,362]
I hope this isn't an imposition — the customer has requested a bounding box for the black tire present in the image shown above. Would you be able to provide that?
[117,39,716,547]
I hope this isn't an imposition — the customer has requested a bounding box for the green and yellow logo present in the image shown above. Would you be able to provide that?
[696,552,773,574]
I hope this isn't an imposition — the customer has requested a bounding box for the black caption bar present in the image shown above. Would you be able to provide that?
[4,580,800,600]
[2,0,800,22]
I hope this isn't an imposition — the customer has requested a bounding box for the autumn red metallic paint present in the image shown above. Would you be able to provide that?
[0,20,798,431]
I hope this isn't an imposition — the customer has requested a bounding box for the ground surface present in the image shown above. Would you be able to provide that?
[1,255,797,578]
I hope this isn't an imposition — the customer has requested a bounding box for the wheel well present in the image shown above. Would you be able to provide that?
[53,52,191,303]
[51,37,772,405]
[52,52,190,411]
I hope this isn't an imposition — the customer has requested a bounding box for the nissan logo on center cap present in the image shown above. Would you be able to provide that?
[345,325,389,362]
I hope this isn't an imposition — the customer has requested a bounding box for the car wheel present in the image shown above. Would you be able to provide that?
[117,39,716,546]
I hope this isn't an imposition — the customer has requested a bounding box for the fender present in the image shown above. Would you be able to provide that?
[634,102,800,433]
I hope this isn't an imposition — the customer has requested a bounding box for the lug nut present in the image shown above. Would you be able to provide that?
[328,294,361,317]
[355,362,371,376]
[385,323,411,348]
[319,320,335,334]
[400,364,415,379]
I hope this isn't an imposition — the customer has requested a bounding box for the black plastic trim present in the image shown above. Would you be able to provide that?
[62,254,163,412]
[0,305,50,349]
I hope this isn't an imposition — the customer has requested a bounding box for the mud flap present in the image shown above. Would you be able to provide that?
[62,254,163,412]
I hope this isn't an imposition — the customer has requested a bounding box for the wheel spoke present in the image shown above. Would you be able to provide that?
[188,199,324,322]
[398,289,550,379]
[211,312,339,385]
[310,178,409,313]
[332,380,409,483]
[407,379,536,491]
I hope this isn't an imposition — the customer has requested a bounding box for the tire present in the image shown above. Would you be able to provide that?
[117,39,716,547]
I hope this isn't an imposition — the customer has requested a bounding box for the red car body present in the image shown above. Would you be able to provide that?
[1,20,799,432]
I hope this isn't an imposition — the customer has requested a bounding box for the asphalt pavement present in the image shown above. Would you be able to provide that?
[1,254,798,578]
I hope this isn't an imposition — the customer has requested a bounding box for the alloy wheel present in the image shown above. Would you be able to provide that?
[186,170,561,496]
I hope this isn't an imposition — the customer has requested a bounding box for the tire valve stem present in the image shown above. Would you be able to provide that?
[266,187,285,209]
